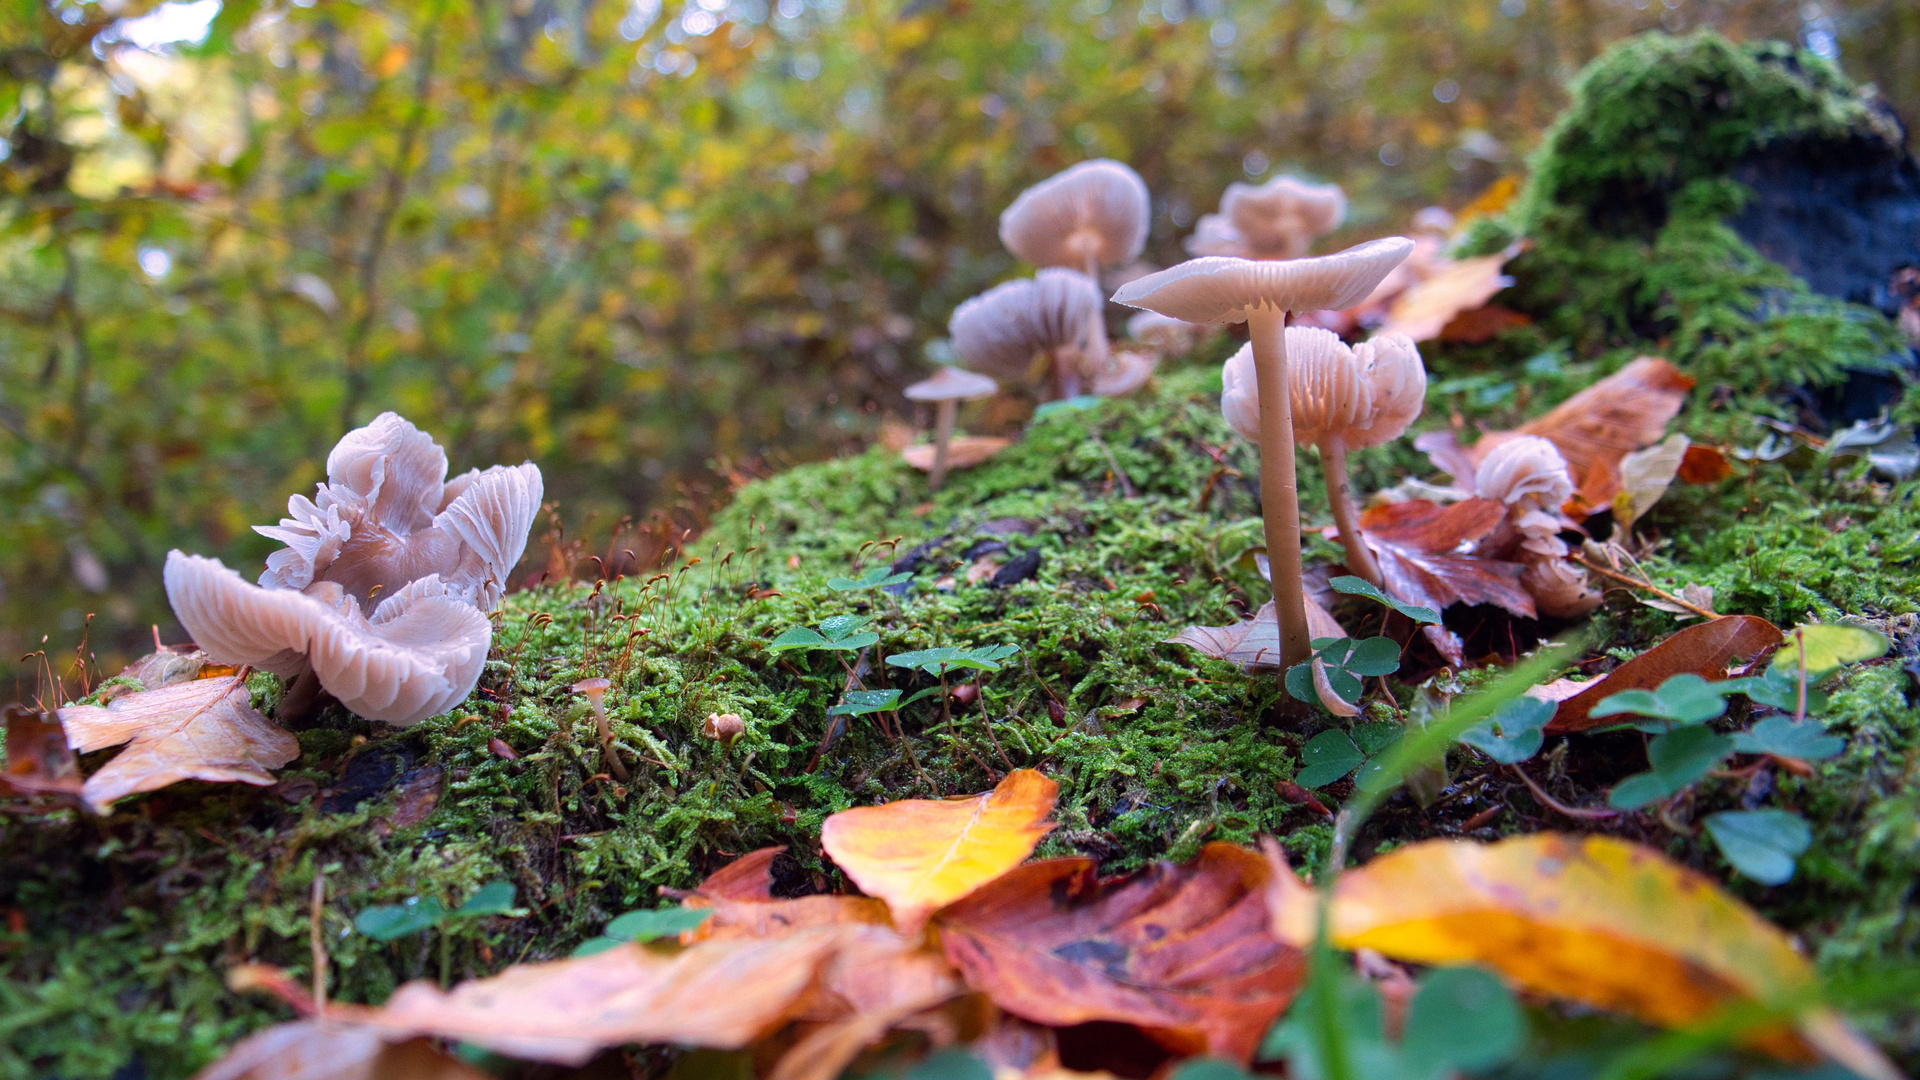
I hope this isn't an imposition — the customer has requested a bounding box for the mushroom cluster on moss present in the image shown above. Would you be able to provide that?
[998,158,1151,376]
[164,413,543,726]
[949,268,1103,398]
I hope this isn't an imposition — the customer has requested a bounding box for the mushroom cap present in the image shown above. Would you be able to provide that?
[1183,213,1248,258]
[1475,435,1574,512]
[1125,310,1204,353]
[904,365,998,403]
[948,268,1100,380]
[1219,175,1346,257]
[256,413,542,612]
[571,676,612,695]
[1089,349,1156,398]
[1411,206,1456,236]
[1110,237,1416,324]
[1218,327,1427,449]
[998,159,1150,271]
[164,552,490,726]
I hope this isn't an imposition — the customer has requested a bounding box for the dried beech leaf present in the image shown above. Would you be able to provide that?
[58,677,299,814]
[693,845,789,901]
[1547,616,1783,733]
[1438,304,1532,344]
[339,929,853,1065]
[1169,600,1346,671]
[939,843,1303,1063]
[1679,443,1736,485]
[1378,252,1515,342]
[903,437,1013,472]
[821,769,1057,933]
[769,928,969,1080]
[119,644,213,693]
[1265,833,1895,1074]
[192,1020,488,1080]
[1355,499,1535,619]
[1613,434,1690,531]
[2,705,82,799]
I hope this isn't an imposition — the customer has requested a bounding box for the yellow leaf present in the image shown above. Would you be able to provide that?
[821,769,1058,933]
[1266,834,1894,1074]
[1770,624,1890,678]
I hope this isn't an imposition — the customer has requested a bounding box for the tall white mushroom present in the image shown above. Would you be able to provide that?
[1221,328,1425,586]
[904,365,998,492]
[1187,175,1347,261]
[165,413,543,726]
[998,159,1150,376]
[1114,239,1413,672]
[948,268,1103,399]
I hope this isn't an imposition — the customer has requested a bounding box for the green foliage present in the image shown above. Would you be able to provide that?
[573,906,713,955]
[1609,726,1737,809]
[354,879,521,941]
[1261,965,1525,1080]
[1704,808,1813,886]
[1594,672,1742,726]
[1285,636,1402,708]
[1329,576,1440,625]
[1458,696,1554,764]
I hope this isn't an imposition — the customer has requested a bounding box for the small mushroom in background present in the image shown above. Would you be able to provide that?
[703,712,745,745]
[948,268,1103,399]
[1473,436,1600,617]
[571,676,627,782]
[163,413,543,726]
[1222,328,1427,587]
[1088,349,1156,398]
[1114,238,1414,673]
[903,366,998,492]
[1125,311,1206,357]
[998,159,1151,376]
[1186,175,1347,261]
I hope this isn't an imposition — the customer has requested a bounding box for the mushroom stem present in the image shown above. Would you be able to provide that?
[929,398,958,493]
[1245,306,1312,673]
[1318,436,1384,586]
[1082,253,1112,372]
[1051,347,1082,400]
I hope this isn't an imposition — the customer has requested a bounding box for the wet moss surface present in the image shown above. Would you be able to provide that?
[4,27,1920,1080]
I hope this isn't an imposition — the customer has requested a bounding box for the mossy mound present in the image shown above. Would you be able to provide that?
[5,29,1920,1080]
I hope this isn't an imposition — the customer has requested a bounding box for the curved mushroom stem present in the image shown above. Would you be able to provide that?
[1082,253,1112,375]
[929,398,958,493]
[1246,306,1312,673]
[1318,435,1384,587]
[1051,347,1082,400]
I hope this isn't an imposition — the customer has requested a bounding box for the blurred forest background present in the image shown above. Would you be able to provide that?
[1,0,1916,669]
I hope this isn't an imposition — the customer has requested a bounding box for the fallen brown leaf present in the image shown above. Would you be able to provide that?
[192,1020,488,1080]
[1355,499,1534,620]
[939,843,1304,1064]
[1546,615,1783,733]
[388,766,444,829]
[903,437,1013,472]
[58,676,299,814]
[2,705,82,799]
[1378,251,1515,342]
[822,769,1057,934]
[770,927,970,1080]
[1438,304,1532,344]
[1167,599,1346,671]
[117,644,214,695]
[1679,443,1736,484]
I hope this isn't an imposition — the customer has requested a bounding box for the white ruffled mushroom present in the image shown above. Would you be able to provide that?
[1115,238,1413,671]
[999,159,1151,376]
[164,555,492,726]
[948,268,1103,399]
[1222,328,1426,587]
[1473,437,1599,617]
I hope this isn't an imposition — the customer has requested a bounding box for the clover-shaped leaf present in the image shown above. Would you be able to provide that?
[1591,673,1738,727]
[1285,637,1402,709]
[1703,809,1811,886]
[355,897,447,941]
[828,567,915,592]
[1329,575,1442,625]
[1730,715,1844,762]
[1459,696,1554,764]
[1294,729,1366,788]
[1607,726,1735,810]
[888,644,1020,674]
[604,907,713,943]
[828,688,903,717]
[768,617,878,655]
[1720,667,1830,714]
[453,880,521,918]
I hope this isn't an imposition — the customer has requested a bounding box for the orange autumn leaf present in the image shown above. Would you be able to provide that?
[193,1020,488,1080]
[1264,834,1895,1077]
[2,705,82,800]
[1377,251,1516,342]
[1357,498,1533,619]
[939,843,1303,1064]
[821,768,1057,933]
[1546,615,1782,733]
[768,926,969,1080]
[57,676,299,815]
[1679,442,1737,484]
[902,436,1012,472]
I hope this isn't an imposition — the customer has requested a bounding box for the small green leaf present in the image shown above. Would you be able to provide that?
[1343,637,1402,677]
[1770,624,1889,679]
[818,614,869,641]
[816,631,879,652]
[570,936,625,957]
[1400,967,1525,1079]
[1351,722,1402,757]
[828,689,902,716]
[1031,395,1103,420]
[1285,662,1316,705]
[604,907,713,942]
[1328,576,1441,624]
[886,646,961,671]
[1731,716,1844,761]
[766,627,832,654]
[1704,809,1812,885]
[355,898,448,941]
[452,881,518,918]
[1607,771,1680,811]
[1166,1061,1253,1080]
[1295,730,1366,788]
[1608,726,1735,809]
[906,1049,995,1080]
[1592,673,1737,725]
[1459,696,1553,764]
[827,567,914,592]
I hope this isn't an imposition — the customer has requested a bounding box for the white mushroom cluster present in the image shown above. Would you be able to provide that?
[164,414,543,726]
[1473,436,1600,617]
[1186,175,1347,261]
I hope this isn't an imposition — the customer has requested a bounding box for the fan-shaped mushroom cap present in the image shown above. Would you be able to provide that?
[999,159,1150,271]
[948,269,1100,380]
[1475,435,1573,513]
[1218,328,1427,449]
[1111,238,1416,325]
[256,414,542,612]
[1126,311,1204,354]
[904,366,998,403]
[1089,349,1156,398]
[1183,213,1248,258]
[1220,175,1346,259]
[164,553,490,726]
[1411,206,1456,236]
